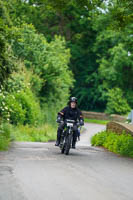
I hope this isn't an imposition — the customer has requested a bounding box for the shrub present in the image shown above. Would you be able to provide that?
[91,131,107,146]
[103,133,118,152]
[91,130,133,158]
[5,93,26,124]
[15,89,41,125]
[113,134,133,156]
[0,76,42,125]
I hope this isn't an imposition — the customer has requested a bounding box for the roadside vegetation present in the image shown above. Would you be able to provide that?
[0,3,73,150]
[91,131,133,158]
[0,122,57,150]
[84,118,109,125]
[0,0,133,150]
[0,123,12,150]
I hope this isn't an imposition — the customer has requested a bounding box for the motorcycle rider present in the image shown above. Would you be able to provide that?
[55,97,84,148]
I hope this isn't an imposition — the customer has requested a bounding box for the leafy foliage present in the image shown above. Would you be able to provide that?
[0,122,12,150]
[1,0,133,150]
[91,131,107,146]
[1,0,133,114]
[0,64,42,125]
[106,88,131,115]
[8,24,73,109]
[0,25,16,85]
[91,130,133,157]
[12,124,56,142]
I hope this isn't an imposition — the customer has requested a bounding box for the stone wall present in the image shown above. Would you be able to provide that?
[110,114,126,123]
[106,121,133,136]
[82,111,126,122]
[82,111,109,120]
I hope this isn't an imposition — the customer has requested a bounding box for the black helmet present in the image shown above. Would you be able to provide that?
[70,97,77,103]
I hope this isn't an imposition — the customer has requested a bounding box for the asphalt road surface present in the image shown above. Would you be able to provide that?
[0,123,133,200]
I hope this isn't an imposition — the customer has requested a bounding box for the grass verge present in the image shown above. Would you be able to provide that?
[12,124,57,142]
[0,123,12,150]
[0,122,57,151]
[91,130,133,158]
[84,118,109,125]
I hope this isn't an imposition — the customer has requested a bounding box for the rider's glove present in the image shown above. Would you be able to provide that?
[56,116,62,123]
[79,119,84,126]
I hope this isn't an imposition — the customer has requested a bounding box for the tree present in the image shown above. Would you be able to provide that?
[92,4,133,109]
[0,1,16,85]
[106,88,131,115]
[8,24,74,109]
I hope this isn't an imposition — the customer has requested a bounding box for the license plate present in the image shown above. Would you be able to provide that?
[67,123,73,127]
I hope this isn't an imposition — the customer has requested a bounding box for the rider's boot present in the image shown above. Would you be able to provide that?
[72,140,76,149]
[55,140,60,146]
[55,129,61,146]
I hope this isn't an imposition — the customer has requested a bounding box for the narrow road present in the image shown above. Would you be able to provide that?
[0,123,133,200]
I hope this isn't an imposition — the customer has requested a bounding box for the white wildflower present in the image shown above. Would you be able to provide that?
[128,51,131,56]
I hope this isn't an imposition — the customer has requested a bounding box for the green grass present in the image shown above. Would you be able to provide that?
[12,124,57,142]
[0,122,57,151]
[0,123,12,151]
[91,130,133,158]
[0,135,10,150]
[84,118,109,125]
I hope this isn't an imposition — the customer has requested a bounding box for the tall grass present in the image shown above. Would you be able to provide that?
[0,120,57,151]
[0,122,12,150]
[12,124,57,142]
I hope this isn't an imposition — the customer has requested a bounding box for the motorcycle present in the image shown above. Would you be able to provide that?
[59,119,79,155]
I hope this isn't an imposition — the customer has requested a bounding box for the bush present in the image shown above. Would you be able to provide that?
[103,133,118,152]
[5,93,26,124]
[0,75,42,125]
[91,131,107,146]
[91,130,133,157]
[0,89,43,125]
[15,89,41,125]
[113,134,133,157]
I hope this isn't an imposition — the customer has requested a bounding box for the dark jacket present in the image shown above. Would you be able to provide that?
[58,106,83,121]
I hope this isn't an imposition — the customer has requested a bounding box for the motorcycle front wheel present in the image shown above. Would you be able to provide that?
[64,135,72,155]
[61,145,65,154]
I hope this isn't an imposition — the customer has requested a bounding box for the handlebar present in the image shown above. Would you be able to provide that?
[57,119,84,126]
